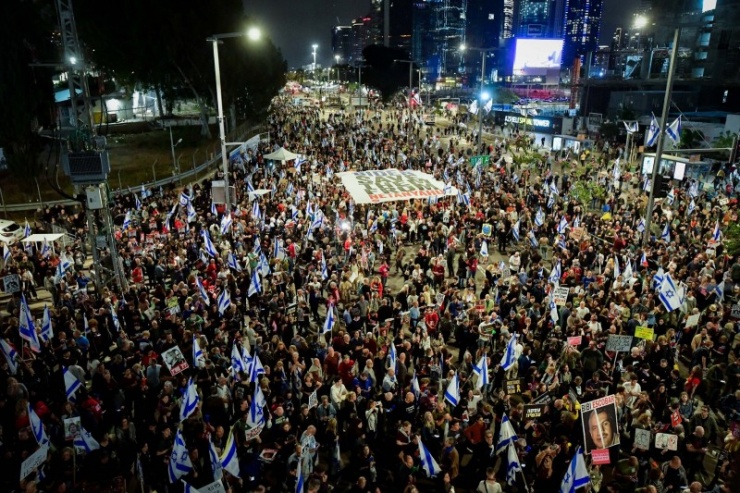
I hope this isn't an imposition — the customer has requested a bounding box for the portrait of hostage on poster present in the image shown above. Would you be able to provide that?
[581,395,620,453]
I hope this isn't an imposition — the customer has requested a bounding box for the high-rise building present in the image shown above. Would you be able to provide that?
[516,0,552,37]
[410,0,467,78]
[332,26,354,62]
[562,0,605,66]
[351,16,378,62]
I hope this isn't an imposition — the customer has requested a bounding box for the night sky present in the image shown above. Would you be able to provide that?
[247,0,641,68]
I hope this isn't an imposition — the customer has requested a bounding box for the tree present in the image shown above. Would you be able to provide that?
[678,128,704,150]
[75,0,286,137]
[0,0,56,184]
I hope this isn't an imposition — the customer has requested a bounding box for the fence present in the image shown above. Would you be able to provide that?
[0,123,268,213]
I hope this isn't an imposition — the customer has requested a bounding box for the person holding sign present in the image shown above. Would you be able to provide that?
[585,405,620,450]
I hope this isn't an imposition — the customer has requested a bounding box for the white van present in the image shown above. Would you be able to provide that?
[0,220,24,244]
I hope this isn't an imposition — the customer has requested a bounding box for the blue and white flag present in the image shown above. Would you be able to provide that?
[211,201,217,216]
[557,216,569,234]
[28,403,50,447]
[573,216,581,229]
[556,236,567,251]
[388,342,397,371]
[253,236,262,255]
[473,354,489,390]
[179,192,191,206]
[286,183,294,196]
[180,377,200,421]
[322,305,335,335]
[661,224,671,243]
[688,199,696,215]
[658,274,681,312]
[529,231,539,248]
[247,385,267,429]
[418,438,442,477]
[646,113,660,147]
[321,252,328,280]
[713,221,721,241]
[182,481,201,493]
[549,180,559,196]
[201,230,217,257]
[480,240,489,257]
[19,294,40,352]
[2,243,11,266]
[689,181,699,198]
[258,253,270,277]
[217,288,231,315]
[623,259,633,281]
[111,304,122,332]
[249,354,265,383]
[444,373,460,407]
[186,202,197,223]
[168,429,193,483]
[550,297,559,323]
[196,277,210,306]
[643,177,652,192]
[500,334,517,371]
[665,188,675,206]
[512,220,520,242]
[636,217,646,233]
[666,115,682,144]
[231,344,248,376]
[295,458,305,492]
[496,414,518,453]
[535,208,545,227]
[506,443,522,486]
[227,252,242,272]
[37,305,52,343]
[24,219,32,238]
[547,193,556,209]
[134,194,142,210]
[653,267,665,289]
[193,336,205,368]
[0,339,18,374]
[208,437,223,480]
[716,280,725,302]
[248,269,261,297]
[220,428,241,478]
[613,255,621,279]
[549,261,562,284]
[252,201,262,221]
[560,446,590,493]
[273,238,283,259]
[246,180,255,193]
[74,426,100,454]
[411,373,421,399]
[40,239,51,259]
[64,366,82,401]
[220,214,233,236]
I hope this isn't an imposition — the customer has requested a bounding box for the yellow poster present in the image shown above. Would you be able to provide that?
[634,326,654,340]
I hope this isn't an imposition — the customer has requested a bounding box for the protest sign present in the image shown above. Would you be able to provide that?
[606,335,632,353]
[162,346,189,376]
[685,314,700,328]
[245,423,264,442]
[309,391,318,409]
[20,445,48,481]
[552,287,570,306]
[505,379,523,395]
[591,449,611,465]
[671,410,682,428]
[524,405,545,419]
[200,480,227,493]
[336,169,457,204]
[634,428,651,450]
[655,433,678,451]
[634,326,654,340]
[731,304,740,319]
[567,336,582,346]
[581,395,620,454]
[64,417,81,441]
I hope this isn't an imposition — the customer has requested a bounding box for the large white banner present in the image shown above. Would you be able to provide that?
[336,169,457,204]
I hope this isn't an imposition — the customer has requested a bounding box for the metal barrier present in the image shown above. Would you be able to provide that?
[0,125,268,212]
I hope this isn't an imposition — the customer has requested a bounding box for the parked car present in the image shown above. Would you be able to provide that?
[0,220,24,244]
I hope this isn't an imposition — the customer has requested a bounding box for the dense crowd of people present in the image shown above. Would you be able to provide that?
[1,92,739,493]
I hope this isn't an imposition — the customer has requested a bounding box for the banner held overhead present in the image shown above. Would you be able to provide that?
[336,169,458,204]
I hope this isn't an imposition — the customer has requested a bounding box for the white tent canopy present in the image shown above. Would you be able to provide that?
[263,147,298,162]
[22,233,65,244]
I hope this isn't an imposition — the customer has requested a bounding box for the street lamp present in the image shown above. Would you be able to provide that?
[334,55,340,82]
[460,45,495,150]
[312,44,318,74]
[169,125,183,176]
[208,27,262,207]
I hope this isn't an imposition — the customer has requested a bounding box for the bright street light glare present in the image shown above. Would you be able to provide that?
[69,56,77,65]
[633,15,648,29]
[312,44,319,50]
[246,27,261,41]
[481,91,491,101]
[459,44,467,51]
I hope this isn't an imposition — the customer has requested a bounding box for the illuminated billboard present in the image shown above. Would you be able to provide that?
[513,39,563,76]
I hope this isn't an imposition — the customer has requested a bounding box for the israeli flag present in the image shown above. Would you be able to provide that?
[3,243,11,265]
[211,201,217,216]
[636,217,646,233]
[500,333,518,371]
[665,188,676,205]
[286,183,294,196]
[208,437,223,480]
[614,255,621,279]
[443,168,450,182]
[246,180,255,193]
[182,481,201,493]
[643,177,652,192]
[321,253,328,280]
[28,403,50,447]
[258,253,270,277]
[560,446,590,493]
[716,280,725,302]
[295,459,305,492]
[623,259,633,281]
[512,220,520,242]
[388,342,398,371]
[193,336,205,368]
[24,219,32,238]
[249,354,265,383]
[689,181,699,198]
[475,169,482,189]
[646,114,660,147]
[291,208,299,222]
[535,208,545,227]
[549,180,559,195]
[506,443,523,486]
[252,201,262,221]
[547,193,555,209]
[469,100,479,115]
[612,159,621,180]
[529,231,539,248]
[688,199,696,215]
[180,377,200,421]
[658,274,681,312]
[473,354,489,390]
[248,269,261,297]
[550,297,559,323]
[186,202,197,223]
[19,294,40,352]
[411,373,421,399]
[247,385,267,428]
[64,366,83,400]
[231,344,248,375]
[557,216,569,234]
[713,221,721,241]
[480,240,489,257]
[221,214,233,236]
[273,238,282,259]
[141,184,151,199]
[168,429,193,483]
[549,261,562,284]
[666,116,682,144]
[134,194,142,210]
[557,236,567,251]
[220,429,241,478]
[418,438,442,477]
[496,414,518,453]
[122,211,132,230]
[227,252,242,272]
[196,277,210,306]
[253,236,262,255]
[217,288,231,315]
[111,305,122,332]
[661,224,671,243]
[74,426,100,454]
[41,239,51,259]
[201,230,217,257]
[653,267,665,289]
[573,216,580,229]
[0,339,18,374]
[444,373,460,407]
[323,305,335,335]
[179,191,191,206]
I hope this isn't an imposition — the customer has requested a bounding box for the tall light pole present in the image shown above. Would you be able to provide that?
[208,26,261,208]
[461,45,495,151]
[394,59,415,144]
[168,125,183,176]
[312,44,318,74]
[334,55,340,82]
[642,27,680,247]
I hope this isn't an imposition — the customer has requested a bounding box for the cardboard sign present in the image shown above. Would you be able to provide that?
[569,227,587,242]
[524,404,545,419]
[200,480,227,493]
[567,336,582,346]
[336,169,457,204]
[634,428,651,450]
[670,410,682,428]
[505,379,523,395]
[655,433,678,451]
[606,335,632,353]
[162,346,189,376]
[308,390,318,410]
[552,287,570,306]
[731,304,740,319]
[245,423,264,442]
[581,395,620,454]
[685,314,700,328]
[634,326,654,340]
[532,391,553,405]
[64,417,81,441]
[591,448,611,464]
[20,445,48,481]
[3,274,20,294]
